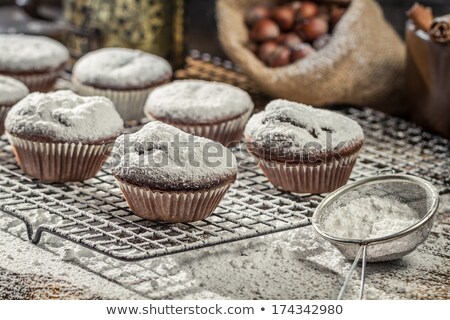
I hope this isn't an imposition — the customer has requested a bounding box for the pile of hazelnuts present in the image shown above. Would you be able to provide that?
[245,1,350,67]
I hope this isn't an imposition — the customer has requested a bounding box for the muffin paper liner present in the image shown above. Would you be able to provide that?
[253,152,360,194]
[8,69,63,92]
[8,135,113,182]
[114,178,231,222]
[158,109,253,147]
[73,80,155,122]
[0,105,11,135]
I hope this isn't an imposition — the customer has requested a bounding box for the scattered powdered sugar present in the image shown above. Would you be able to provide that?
[0,200,448,299]
[61,247,96,262]
[0,34,69,72]
[0,208,63,240]
[244,99,364,153]
[5,90,124,142]
[0,212,141,299]
[112,121,237,190]
[72,48,172,89]
[176,226,379,299]
[145,80,254,123]
[323,196,420,239]
[0,76,29,105]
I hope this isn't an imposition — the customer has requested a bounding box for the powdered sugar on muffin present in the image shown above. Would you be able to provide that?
[5,90,124,143]
[145,80,254,124]
[0,76,29,105]
[244,99,364,155]
[112,121,238,191]
[0,34,69,72]
[72,48,172,90]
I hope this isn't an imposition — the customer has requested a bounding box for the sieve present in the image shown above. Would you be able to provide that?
[312,173,440,299]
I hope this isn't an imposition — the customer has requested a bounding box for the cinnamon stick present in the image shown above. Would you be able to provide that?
[407,3,433,32]
[429,14,450,44]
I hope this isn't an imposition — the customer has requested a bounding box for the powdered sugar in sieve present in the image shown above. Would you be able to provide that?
[312,173,440,299]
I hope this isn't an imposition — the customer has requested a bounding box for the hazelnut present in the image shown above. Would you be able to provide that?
[258,41,278,63]
[250,19,280,42]
[313,33,331,50]
[267,45,291,67]
[299,17,329,42]
[330,6,347,27]
[272,6,295,31]
[278,32,302,50]
[245,5,271,27]
[296,1,319,20]
[291,43,315,62]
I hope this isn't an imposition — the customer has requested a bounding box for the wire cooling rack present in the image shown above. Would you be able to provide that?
[0,106,448,262]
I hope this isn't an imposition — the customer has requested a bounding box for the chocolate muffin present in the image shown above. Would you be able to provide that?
[144,80,254,146]
[112,121,237,222]
[72,48,173,121]
[0,76,29,135]
[244,99,364,194]
[5,90,124,182]
[0,34,69,92]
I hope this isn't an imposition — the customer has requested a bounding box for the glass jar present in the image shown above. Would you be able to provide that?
[63,0,185,66]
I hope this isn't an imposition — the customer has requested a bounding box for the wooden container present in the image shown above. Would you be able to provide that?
[406,20,450,139]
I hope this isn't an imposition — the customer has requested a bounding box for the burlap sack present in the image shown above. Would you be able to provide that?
[216,0,406,108]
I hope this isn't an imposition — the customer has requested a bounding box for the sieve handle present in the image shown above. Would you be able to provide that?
[359,245,368,299]
[337,245,368,300]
